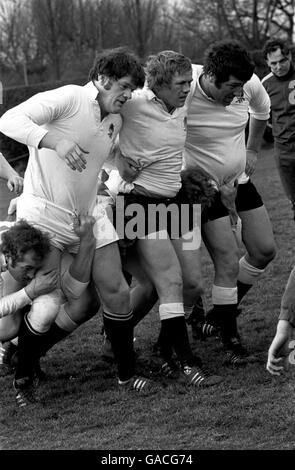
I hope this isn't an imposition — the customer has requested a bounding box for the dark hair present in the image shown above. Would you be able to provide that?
[0,220,51,266]
[262,38,290,59]
[146,50,192,90]
[88,47,145,88]
[203,40,254,85]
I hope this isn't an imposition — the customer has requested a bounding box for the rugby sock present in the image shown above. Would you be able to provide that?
[159,303,194,366]
[237,280,252,305]
[37,324,69,357]
[15,315,45,382]
[103,310,135,382]
[210,285,238,341]
[238,256,266,305]
[209,304,238,343]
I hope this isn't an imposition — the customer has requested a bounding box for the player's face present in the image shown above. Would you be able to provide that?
[8,249,43,285]
[212,75,246,106]
[267,48,292,77]
[157,70,193,111]
[100,75,137,114]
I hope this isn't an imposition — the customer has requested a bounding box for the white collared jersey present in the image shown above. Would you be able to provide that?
[0,82,122,214]
[119,87,187,197]
[184,65,270,185]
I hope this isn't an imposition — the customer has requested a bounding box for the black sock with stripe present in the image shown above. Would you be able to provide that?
[103,310,135,382]
[15,315,45,382]
[160,316,194,367]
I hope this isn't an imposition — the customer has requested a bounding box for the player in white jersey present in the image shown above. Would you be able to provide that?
[0,48,157,399]
[106,51,223,387]
[184,40,276,364]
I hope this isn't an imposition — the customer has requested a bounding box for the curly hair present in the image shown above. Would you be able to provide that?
[0,220,51,267]
[88,47,145,88]
[180,167,217,210]
[203,40,254,86]
[262,38,290,60]
[146,50,192,90]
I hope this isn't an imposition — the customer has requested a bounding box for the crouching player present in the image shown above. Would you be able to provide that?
[0,216,99,408]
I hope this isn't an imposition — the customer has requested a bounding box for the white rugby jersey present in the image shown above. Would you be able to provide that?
[119,87,187,197]
[0,82,122,214]
[184,65,270,185]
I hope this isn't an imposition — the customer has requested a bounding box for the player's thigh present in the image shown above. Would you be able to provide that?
[123,245,153,287]
[171,236,203,291]
[135,233,182,292]
[66,282,100,323]
[202,216,239,264]
[92,242,126,295]
[40,245,62,273]
[239,205,276,260]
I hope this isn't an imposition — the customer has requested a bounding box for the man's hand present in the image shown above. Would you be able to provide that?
[115,150,140,183]
[267,320,294,375]
[55,139,89,172]
[72,214,96,244]
[25,269,58,299]
[245,149,258,177]
[7,174,23,195]
[6,197,18,222]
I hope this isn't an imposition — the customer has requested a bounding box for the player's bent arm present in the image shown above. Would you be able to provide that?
[0,86,78,148]
[61,215,96,300]
[0,288,32,319]
[247,116,268,153]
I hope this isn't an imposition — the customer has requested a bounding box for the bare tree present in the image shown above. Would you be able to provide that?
[178,0,294,57]
[31,0,75,80]
[120,0,161,57]
[0,0,36,85]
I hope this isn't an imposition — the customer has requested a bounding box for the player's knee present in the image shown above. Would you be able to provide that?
[255,242,277,266]
[214,246,240,278]
[27,291,62,333]
[183,275,203,300]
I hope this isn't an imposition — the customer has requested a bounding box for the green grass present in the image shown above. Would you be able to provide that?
[1,143,295,450]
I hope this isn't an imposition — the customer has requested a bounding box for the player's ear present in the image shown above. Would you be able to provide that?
[100,75,113,90]
[208,73,216,84]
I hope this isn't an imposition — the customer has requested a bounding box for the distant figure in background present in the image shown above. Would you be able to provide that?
[262,38,295,219]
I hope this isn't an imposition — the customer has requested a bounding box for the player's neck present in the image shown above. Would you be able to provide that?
[199,74,215,99]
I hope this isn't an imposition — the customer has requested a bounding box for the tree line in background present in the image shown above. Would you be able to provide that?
[0,0,294,164]
[0,0,294,87]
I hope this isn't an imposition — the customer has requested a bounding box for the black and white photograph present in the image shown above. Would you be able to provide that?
[0,0,295,454]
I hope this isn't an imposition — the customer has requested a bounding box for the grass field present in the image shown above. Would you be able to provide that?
[1,143,295,451]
